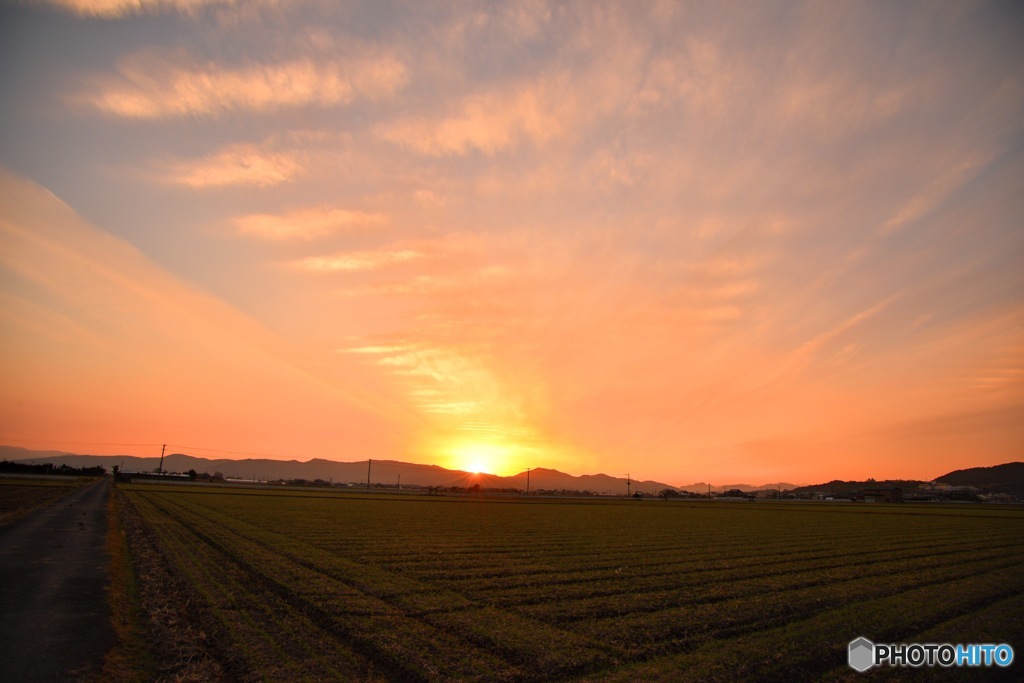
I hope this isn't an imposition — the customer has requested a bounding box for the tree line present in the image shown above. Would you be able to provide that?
[0,460,107,477]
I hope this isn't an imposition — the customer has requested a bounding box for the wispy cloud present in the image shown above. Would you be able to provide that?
[160,142,302,188]
[341,343,419,355]
[294,248,424,273]
[40,0,251,18]
[234,207,387,240]
[877,149,998,236]
[83,51,407,118]
[774,76,910,140]
[334,266,513,298]
[294,231,489,276]
[370,340,547,470]
[378,75,571,155]
[790,294,902,371]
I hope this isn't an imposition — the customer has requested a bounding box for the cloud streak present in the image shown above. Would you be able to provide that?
[234,207,387,240]
[40,0,249,18]
[84,52,408,118]
[160,142,302,188]
[378,75,571,155]
[295,248,424,273]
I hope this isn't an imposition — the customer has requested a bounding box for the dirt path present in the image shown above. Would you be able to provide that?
[0,478,116,682]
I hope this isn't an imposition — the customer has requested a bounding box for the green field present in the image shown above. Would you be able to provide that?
[119,485,1024,681]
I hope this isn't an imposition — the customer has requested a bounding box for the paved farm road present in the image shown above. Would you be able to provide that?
[0,479,116,682]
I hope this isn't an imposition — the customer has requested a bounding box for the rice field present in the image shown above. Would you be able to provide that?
[0,477,90,526]
[119,485,1024,681]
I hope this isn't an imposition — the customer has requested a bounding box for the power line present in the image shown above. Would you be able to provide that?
[0,437,161,449]
[1,438,306,462]
[163,444,299,460]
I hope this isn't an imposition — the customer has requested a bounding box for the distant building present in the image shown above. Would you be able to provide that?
[717,489,754,500]
[863,487,902,503]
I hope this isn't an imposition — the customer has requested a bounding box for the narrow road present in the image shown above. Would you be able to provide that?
[0,478,116,682]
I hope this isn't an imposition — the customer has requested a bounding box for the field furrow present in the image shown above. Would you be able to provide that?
[130,492,371,681]
[136,490,616,680]
[597,560,1024,681]
[120,486,1024,681]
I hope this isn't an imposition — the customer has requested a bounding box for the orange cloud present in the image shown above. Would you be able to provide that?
[788,294,901,371]
[234,207,387,240]
[292,231,489,276]
[40,0,251,18]
[378,76,571,155]
[161,142,302,188]
[294,248,424,273]
[84,52,408,118]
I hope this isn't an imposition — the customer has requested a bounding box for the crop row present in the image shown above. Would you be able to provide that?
[130,490,614,680]
[123,486,1024,680]
[604,560,1024,680]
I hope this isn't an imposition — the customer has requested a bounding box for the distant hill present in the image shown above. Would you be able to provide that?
[787,462,1024,498]
[788,479,925,496]
[0,445,75,461]
[502,467,670,496]
[6,446,1018,497]
[1,448,675,495]
[934,462,1024,494]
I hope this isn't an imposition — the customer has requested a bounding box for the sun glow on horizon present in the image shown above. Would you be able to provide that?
[446,440,521,477]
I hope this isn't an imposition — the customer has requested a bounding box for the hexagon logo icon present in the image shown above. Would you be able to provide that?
[848,637,875,672]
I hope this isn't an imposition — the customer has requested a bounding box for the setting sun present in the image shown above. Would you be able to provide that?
[447,441,517,477]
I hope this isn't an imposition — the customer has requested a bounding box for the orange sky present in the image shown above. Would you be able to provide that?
[1,1,1022,485]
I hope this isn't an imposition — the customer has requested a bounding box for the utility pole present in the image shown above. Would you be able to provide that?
[526,468,531,496]
[158,444,166,475]
[366,458,372,493]
[626,473,631,497]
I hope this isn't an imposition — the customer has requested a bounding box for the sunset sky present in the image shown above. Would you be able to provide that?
[1,1,1021,485]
